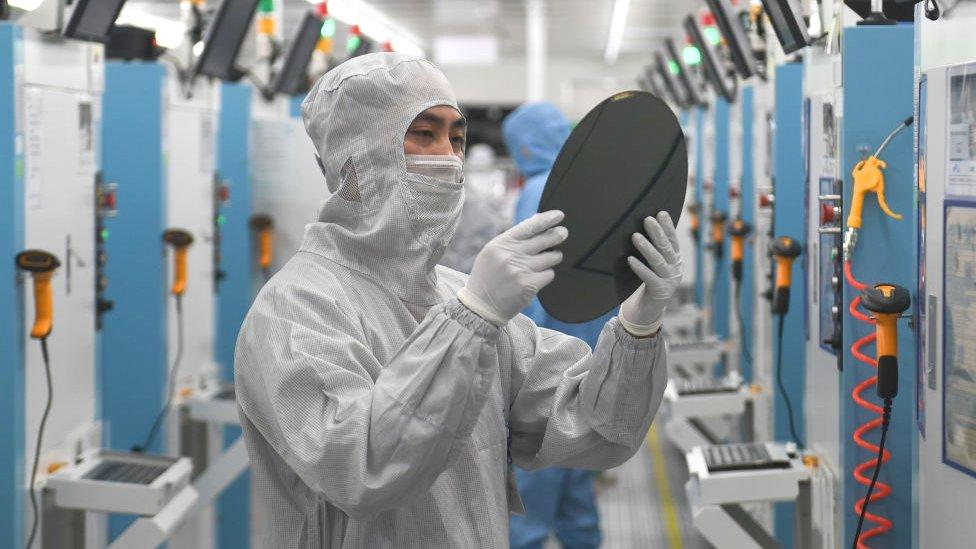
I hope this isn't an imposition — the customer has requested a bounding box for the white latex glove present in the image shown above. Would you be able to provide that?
[458,210,567,326]
[619,212,683,337]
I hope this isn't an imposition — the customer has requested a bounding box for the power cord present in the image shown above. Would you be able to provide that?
[734,281,753,371]
[852,399,892,549]
[134,295,184,453]
[775,314,804,447]
[24,337,53,549]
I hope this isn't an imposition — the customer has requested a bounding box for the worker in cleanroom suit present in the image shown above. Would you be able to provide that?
[503,101,615,549]
[235,52,683,548]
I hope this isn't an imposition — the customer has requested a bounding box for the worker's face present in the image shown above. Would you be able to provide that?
[404,105,466,160]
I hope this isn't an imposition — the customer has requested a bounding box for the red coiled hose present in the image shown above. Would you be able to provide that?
[844,260,892,548]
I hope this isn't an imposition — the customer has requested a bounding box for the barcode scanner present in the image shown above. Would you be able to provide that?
[770,236,802,316]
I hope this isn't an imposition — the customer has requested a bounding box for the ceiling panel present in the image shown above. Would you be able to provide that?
[127,0,705,61]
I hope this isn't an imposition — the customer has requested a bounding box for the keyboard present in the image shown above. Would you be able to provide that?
[674,377,740,395]
[703,443,791,472]
[84,460,169,485]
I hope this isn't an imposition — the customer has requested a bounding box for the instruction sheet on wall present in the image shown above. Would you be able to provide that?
[943,202,976,476]
[948,69,976,197]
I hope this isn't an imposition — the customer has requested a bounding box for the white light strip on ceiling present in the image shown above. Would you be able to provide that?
[603,0,631,64]
[8,0,45,10]
[116,6,187,49]
[306,0,425,56]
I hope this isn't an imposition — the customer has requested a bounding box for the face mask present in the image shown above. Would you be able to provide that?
[405,154,464,186]
[402,154,465,250]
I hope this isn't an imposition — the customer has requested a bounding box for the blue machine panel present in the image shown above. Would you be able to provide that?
[694,108,706,308]
[215,82,253,549]
[713,99,732,342]
[0,22,26,548]
[739,86,756,381]
[772,62,806,545]
[100,61,168,539]
[841,25,916,548]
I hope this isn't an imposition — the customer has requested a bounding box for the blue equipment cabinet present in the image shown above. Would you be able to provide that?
[712,99,732,342]
[772,61,807,544]
[840,25,916,548]
[215,82,253,549]
[100,61,170,539]
[0,22,26,547]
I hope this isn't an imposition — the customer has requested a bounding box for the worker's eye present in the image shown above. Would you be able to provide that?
[409,129,435,139]
[451,134,465,146]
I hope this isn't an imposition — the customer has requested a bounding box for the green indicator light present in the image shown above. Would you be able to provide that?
[258,0,275,13]
[321,17,336,38]
[346,35,361,53]
[704,26,721,46]
[100,228,110,241]
[217,214,227,227]
[682,45,702,66]
[667,60,680,75]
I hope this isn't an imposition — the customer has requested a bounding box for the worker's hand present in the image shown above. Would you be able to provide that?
[619,212,683,337]
[458,210,567,326]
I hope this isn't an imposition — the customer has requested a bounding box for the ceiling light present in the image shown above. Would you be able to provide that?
[604,0,631,64]
[8,0,44,10]
[116,7,186,49]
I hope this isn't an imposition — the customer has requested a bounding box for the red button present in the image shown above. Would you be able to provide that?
[729,187,740,199]
[820,203,836,224]
[219,185,230,203]
[759,194,774,207]
[103,190,117,210]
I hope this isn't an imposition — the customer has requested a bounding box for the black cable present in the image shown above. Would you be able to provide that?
[734,281,753,372]
[134,295,184,453]
[852,399,892,549]
[25,337,53,549]
[775,314,803,447]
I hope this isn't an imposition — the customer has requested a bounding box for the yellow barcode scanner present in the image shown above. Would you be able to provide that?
[860,283,911,400]
[728,219,752,283]
[162,229,194,297]
[16,250,61,340]
[769,236,802,316]
[710,210,727,258]
[249,214,274,271]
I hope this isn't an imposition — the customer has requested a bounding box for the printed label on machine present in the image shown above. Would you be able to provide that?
[948,72,976,197]
[943,202,976,476]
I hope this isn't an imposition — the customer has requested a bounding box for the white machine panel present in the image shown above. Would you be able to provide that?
[20,30,102,478]
[164,73,220,393]
[250,96,324,276]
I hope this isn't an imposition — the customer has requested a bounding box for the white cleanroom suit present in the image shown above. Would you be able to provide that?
[235,52,673,548]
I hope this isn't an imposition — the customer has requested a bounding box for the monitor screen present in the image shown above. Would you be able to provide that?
[272,12,323,95]
[704,0,757,79]
[654,52,688,109]
[62,0,128,43]
[683,15,735,102]
[194,0,261,80]
[759,0,810,54]
[664,38,706,107]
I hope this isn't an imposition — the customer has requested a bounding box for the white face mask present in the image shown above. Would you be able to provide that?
[402,154,465,251]
[405,154,464,186]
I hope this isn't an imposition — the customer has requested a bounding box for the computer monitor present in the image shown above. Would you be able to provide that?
[194,0,261,80]
[654,52,687,109]
[704,0,757,79]
[759,0,810,54]
[683,15,735,102]
[664,38,706,107]
[62,0,128,43]
[271,11,323,95]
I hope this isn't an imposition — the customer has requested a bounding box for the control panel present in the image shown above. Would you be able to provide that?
[95,173,116,329]
[817,177,843,357]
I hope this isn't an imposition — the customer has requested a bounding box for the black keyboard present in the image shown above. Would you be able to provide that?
[675,378,740,395]
[84,460,168,485]
[703,443,790,472]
